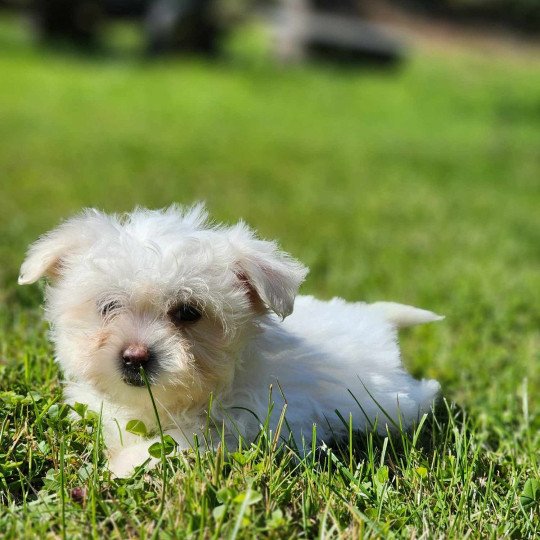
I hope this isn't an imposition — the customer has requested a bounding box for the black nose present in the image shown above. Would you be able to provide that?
[122,344,150,367]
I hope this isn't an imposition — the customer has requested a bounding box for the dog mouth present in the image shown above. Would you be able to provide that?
[121,370,148,387]
[121,366,159,387]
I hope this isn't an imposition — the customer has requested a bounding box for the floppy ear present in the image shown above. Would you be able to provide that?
[18,209,107,285]
[228,222,308,319]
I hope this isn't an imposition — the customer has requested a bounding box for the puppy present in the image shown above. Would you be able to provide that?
[19,204,442,477]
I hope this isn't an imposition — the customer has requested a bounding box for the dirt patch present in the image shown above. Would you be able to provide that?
[363,0,540,62]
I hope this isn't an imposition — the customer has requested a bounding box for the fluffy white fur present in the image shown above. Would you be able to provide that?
[19,204,442,477]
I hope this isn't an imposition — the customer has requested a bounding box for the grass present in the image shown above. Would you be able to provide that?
[0,12,539,538]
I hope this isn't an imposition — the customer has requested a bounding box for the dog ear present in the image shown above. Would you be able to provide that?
[18,209,107,285]
[228,222,308,319]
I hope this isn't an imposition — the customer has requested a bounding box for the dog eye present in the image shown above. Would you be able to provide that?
[100,301,121,317]
[169,304,202,325]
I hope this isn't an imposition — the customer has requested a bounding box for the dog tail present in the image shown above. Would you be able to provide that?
[370,302,444,329]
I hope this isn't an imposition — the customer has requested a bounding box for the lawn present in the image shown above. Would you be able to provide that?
[0,12,539,538]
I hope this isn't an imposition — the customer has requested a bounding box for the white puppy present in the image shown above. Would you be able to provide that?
[19,204,442,477]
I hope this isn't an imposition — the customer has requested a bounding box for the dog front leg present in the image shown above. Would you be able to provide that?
[107,428,197,478]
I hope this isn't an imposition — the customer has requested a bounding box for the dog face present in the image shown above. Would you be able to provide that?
[19,205,307,412]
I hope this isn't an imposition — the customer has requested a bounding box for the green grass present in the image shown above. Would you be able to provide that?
[0,13,539,538]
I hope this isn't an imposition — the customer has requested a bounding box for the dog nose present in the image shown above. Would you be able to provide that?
[122,344,150,366]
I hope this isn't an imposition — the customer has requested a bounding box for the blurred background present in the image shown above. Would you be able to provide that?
[0,1,539,412]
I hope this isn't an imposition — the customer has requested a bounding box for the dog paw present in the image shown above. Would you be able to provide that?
[108,444,159,478]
